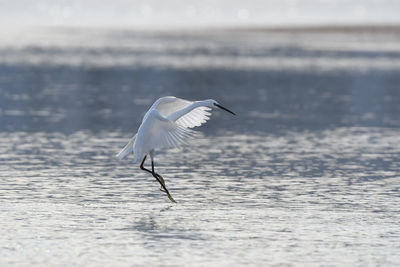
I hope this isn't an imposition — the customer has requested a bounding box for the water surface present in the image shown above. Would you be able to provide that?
[1,27,400,266]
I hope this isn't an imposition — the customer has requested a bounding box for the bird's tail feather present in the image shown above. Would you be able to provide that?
[116,134,137,159]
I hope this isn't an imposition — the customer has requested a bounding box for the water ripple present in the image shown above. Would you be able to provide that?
[0,128,399,266]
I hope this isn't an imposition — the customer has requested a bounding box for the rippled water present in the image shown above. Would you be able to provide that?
[1,129,399,266]
[1,27,400,266]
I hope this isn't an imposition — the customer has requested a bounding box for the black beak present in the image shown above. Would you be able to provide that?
[214,103,236,115]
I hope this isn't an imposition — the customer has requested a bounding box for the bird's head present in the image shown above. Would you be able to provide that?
[205,99,236,115]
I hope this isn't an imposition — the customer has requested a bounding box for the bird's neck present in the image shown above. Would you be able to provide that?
[167,101,208,122]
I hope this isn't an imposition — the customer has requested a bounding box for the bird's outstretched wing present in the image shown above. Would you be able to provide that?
[152,96,211,128]
[116,134,136,159]
[138,110,197,156]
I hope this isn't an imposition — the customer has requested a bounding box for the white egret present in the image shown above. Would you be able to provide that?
[117,96,235,202]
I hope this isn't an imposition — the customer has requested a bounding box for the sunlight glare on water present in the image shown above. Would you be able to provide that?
[0,129,399,266]
[1,27,400,266]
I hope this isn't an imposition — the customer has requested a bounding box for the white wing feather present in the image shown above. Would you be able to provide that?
[118,97,209,162]
[116,134,136,159]
[133,109,197,163]
[153,96,211,128]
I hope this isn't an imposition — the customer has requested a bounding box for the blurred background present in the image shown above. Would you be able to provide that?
[2,0,400,28]
[1,1,400,266]
[1,0,400,133]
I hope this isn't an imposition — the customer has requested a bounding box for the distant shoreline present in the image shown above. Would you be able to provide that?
[225,24,400,33]
[2,23,400,34]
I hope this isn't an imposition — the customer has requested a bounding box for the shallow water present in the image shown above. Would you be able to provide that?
[1,129,400,266]
[1,28,400,266]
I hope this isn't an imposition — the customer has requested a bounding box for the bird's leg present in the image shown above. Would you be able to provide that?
[140,156,176,203]
[140,156,166,187]
[140,156,165,185]
[155,173,166,189]
[140,166,166,190]
[140,155,153,175]
[152,161,176,203]
[140,155,152,174]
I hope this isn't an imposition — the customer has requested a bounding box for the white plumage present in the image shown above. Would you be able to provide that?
[117,96,235,202]
[153,96,212,128]
[117,96,212,162]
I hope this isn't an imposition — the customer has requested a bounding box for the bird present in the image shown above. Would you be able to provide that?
[117,96,235,202]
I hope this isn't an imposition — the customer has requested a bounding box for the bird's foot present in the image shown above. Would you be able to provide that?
[157,174,166,187]
[166,193,177,203]
[154,172,175,203]
[155,173,166,191]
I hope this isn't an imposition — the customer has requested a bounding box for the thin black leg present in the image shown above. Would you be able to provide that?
[140,156,176,203]
[140,156,165,187]
[151,160,176,203]
[140,155,151,173]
